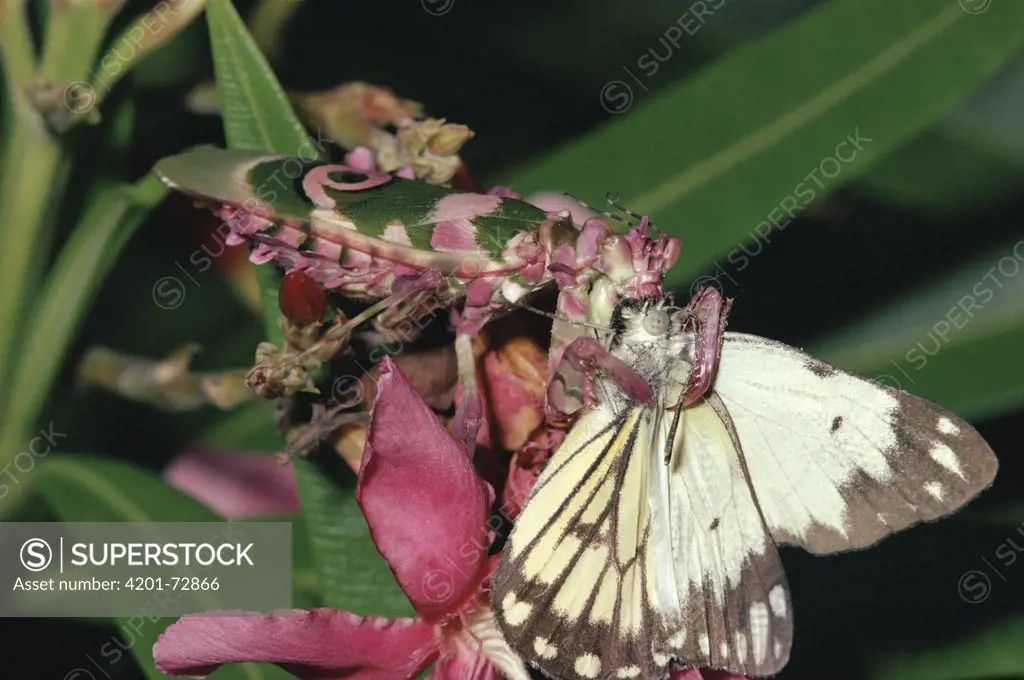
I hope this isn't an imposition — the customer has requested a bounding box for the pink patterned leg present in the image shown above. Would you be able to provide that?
[678,286,732,407]
[451,279,496,456]
[554,335,654,409]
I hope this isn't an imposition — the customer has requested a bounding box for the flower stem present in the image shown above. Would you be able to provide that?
[0,0,123,515]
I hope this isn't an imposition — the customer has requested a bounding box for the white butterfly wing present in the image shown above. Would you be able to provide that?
[650,391,793,676]
[493,405,671,680]
[713,333,999,555]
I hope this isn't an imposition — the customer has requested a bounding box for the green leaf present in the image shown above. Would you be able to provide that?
[89,0,206,103]
[37,456,293,680]
[501,0,1024,286]
[203,0,371,614]
[871,615,1024,680]
[292,461,412,618]
[242,514,322,610]
[855,129,1024,214]
[205,0,325,347]
[205,0,315,158]
[198,401,281,452]
[811,237,1024,420]
[38,456,220,522]
[943,51,1024,163]
[0,0,37,90]
[286,516,322,609]
[3,175,168,459]
[0,120,62,442]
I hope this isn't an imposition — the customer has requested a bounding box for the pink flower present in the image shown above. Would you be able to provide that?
[154,357,529,680]
[455,333,549,452]
[674,669,748,680]
[164,447,299,519]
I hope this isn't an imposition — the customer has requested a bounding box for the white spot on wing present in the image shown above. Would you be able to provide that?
[925,481,945,501]
[617,667,641,678]
[533,637,557,659]
[574,653,601,678]
[750,602,770,664]
[769,584,787,617]
[667,630,686,648]
[938,417,959,435]
[652,653,669,667]
[501,593,532,626]
[774,639,783,658]
[734,631,748,661]
[698,632,710,655]
[930,442,965,479]
[719,640,729,658]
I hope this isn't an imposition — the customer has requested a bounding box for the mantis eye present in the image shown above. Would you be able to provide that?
[642,309,670,336]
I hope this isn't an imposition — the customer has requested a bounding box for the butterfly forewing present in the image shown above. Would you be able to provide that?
[494,407,673,680]
[713,333,998,555]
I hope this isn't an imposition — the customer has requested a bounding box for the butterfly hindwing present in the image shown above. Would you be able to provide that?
[713,333,998,555]
[649,390,792,676]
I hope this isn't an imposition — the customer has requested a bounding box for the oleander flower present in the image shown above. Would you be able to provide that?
[154,358,528,680]
[164,447,300,520]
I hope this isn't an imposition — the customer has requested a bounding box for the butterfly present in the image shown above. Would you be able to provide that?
[492,293,998,680]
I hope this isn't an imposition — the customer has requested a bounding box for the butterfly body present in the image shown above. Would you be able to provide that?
[494,294,997,679]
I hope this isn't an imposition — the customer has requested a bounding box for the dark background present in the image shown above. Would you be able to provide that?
[2,0,1023,678]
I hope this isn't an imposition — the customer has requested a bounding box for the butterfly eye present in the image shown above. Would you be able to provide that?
[643,309,670,336]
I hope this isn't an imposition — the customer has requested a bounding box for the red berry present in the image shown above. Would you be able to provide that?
[279,270,327,326]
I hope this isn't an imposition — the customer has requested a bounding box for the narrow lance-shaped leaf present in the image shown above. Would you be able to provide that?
[502,0,1024,286]
[85,0,207,116]
[811,236,1024,420]
[870,615,1024,680]
[5,175,168,456]
[203,0,366,614]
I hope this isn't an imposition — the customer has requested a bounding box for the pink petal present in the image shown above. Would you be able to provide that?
[344,146,376,171]
[501,430,560,519]
[432,653,501,680]
[434,594,530,680]
[673,671,703,680]
[671,669,748,680]
[481,337,547,452]
[359,358,495,622]
[453,366,494,450]
[154,609,439,680]
[164,448,299,519]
